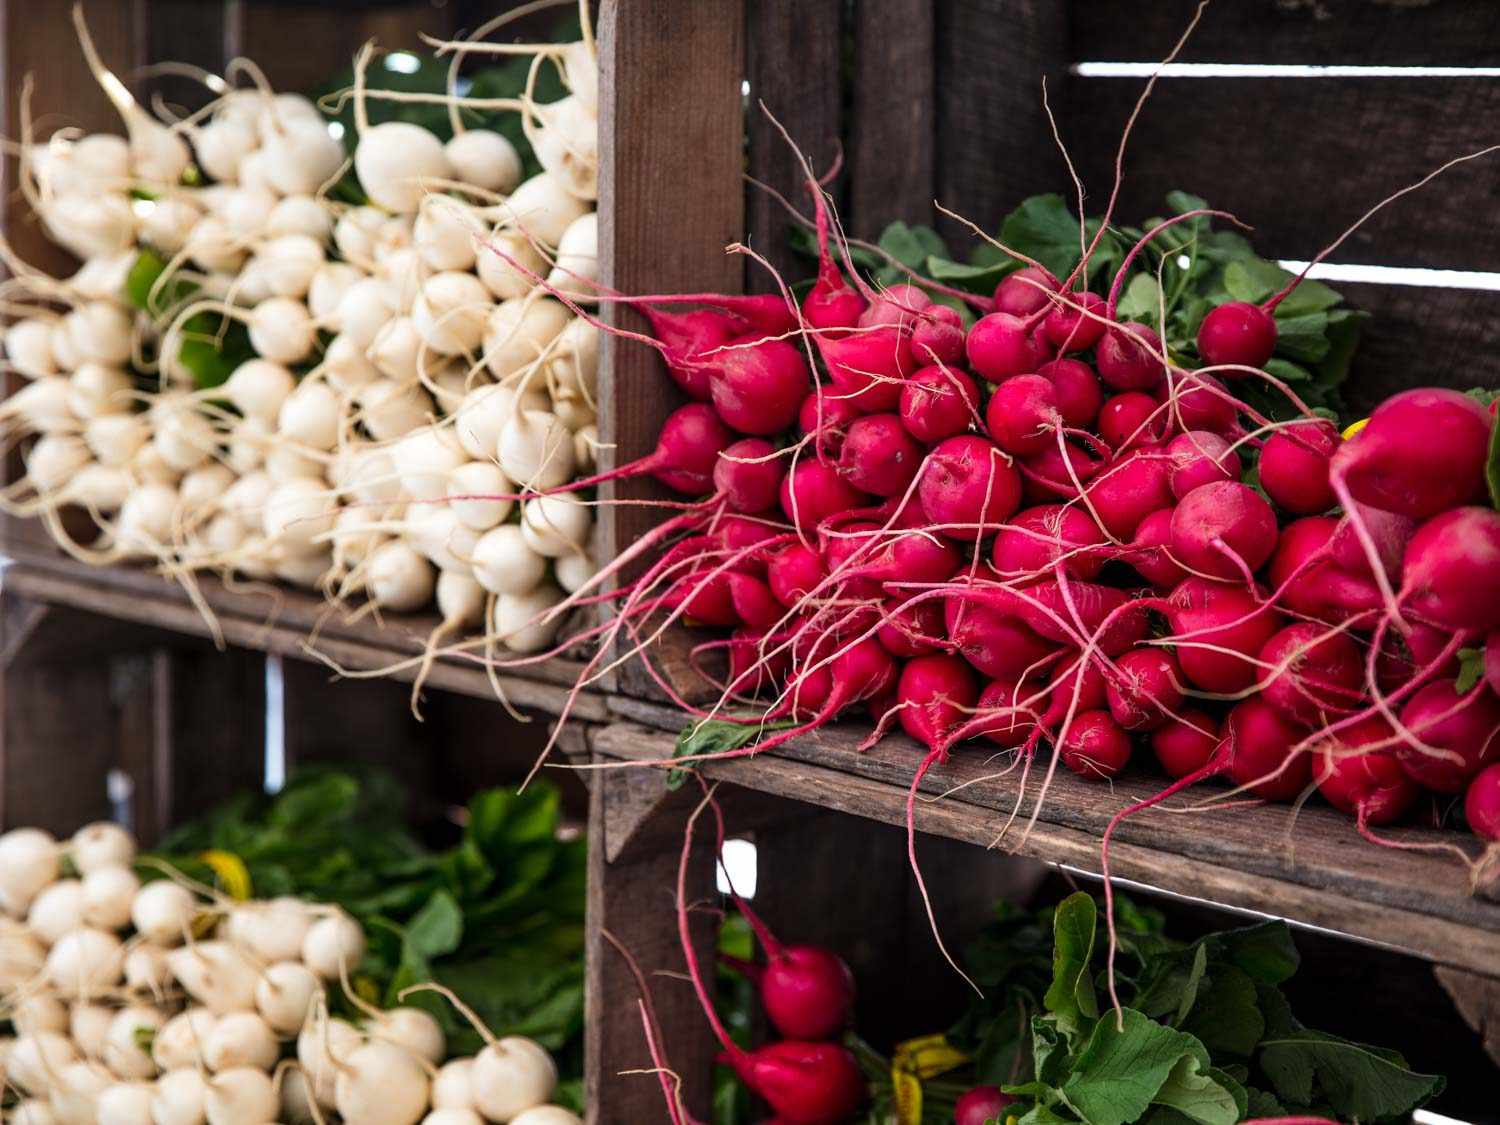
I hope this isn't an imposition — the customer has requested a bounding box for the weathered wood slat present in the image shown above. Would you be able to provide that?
[598,0,744,700]
[1,556,606,721]
[934,0,1071,244]
[593,717,1500,977]
[745,0,843,286]
[1064,76,1500,272]
[847,0,934,239]
[1072,0,1500,66]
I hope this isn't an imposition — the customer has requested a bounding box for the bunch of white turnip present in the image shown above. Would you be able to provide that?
[0,820,580,1125]
[0,6,603,675]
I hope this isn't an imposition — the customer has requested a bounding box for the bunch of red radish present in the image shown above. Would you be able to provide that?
[573,179,1500,862]
[499,172,1498,877]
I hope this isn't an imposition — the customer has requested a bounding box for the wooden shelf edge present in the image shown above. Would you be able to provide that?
[592,720,1500,977]
[0,556,608,723]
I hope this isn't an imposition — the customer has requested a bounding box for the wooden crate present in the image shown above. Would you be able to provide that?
[587,1,1500,1119]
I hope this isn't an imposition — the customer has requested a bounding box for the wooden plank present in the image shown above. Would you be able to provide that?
[0,557,607,721]
[744,0,843,287]
[144,0,237,114]
[1071,0,1500,66]
[1335,282,1500,411]
[597,0,744,699]
[847,0,934,239]
[1064,76,1500,271]
[238,1,457,95]
[585,768,719,1124]
[933,0,1071,244]
[593,718,1500,976]
[157,646,266,834]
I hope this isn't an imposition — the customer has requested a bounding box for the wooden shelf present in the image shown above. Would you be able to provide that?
[1,549,607,723]
[595,698,1500,978]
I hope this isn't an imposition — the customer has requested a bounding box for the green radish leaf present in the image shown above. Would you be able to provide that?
[1457,648,1486,693]
[1181,965,1264,1058]
[1058,1008,1211,1125]
[927,255,1012,294]
[1263,358,1312,384]
[1273,273,1343,317]
[1173,945,1209,1027]
[1464,386,1500,406]
[1151,1054,1242,1125]
[1223,259,1283,305]
[1000,193,1087,280]
[1210,920,1301,986]
[1044,892,1099,1034]
[405,890,464,959]
[667,718,793,789]
[1271,312,1331,363]
[1116,273,1163,323]
[878,221,949,270]
[1487,408,1500,509]
[1258,1029,1444,1120]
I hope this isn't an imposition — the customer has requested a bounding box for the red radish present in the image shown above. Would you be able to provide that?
[1096,322,1166,392]
[991,504,1107,581]
[1259,623,1363,727]
[1197,300,1277,371]
[946,597,1057,682]
[710,335,810,435]
[974,579,1148,656]
[1042,290,1108,353]
[1021,441,1102,501]
[762,637,897,739]
[1106,649,1185,731]
[900,365,980,444]
[714,439,786,513]
[780,460,870,534]
[910,304,966,366]
[1120,508,1187,589]
[1314,718,1420,826]
[1045,656,1109,721]
[1060,711,1132,779]
[1222,698,1312,801]
[752,943,856,1040]
[823,523,884,601]
[799,390,863,456]
[1465,763,1500,841]
[1329,387,1493,519]
[672,570,739,627]
[860,282,932,330]
[1164,577,1285,693]
[1400,506,1500,633]
[986,374,1066,457]
[955,1086,1015,1125]
[802,197,867,331]
[1260,420,1340,514]
[1396,680,1500,793]
[1152,710,1220,778]
[993,266,1057,317]
[972,678,1040,748]
[898,654,979,749]
[1166,430,1242,499]
[1329,501,1414,584]
[840,528,962,588]
[727,629,790,695]
[1087,452,1174,540]
[1098,392,1168,449]
[965,312,1041,385]
[917,436,1022,541]
[642,306,748,400]
[1037,358,1104,428]
[1169,372,1238,436]
[563,403,733,496]
[877,598,944,657]
[1170,481,1279,580]
[726,573,784,631]
[817,327,913,412]
[1488,632,1500,697]
[768,543,828,607]
[1268,517,1381,624]
[838,414,925,496]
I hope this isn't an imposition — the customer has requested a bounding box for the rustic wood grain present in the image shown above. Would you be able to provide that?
[1072,0,1500,65]
[0,555,606,720]
[585,767,719,1124]
[934,0,1071,244]
[143,0,236,114]
[745,0,843,286]
[239,1,456,95]
[597,0,744,700]
[847,0,934,239]
[593,717,1500,976]
[1434,965,1500,1068]
[1065,76,1500,272]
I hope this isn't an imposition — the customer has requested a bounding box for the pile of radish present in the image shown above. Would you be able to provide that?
[0,818,580,1125]
[0,6,601,686]
[474,151,1499,905]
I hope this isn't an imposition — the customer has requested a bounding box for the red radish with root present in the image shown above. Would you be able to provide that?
[1197,301,1278,371]
[1395,680,1500,794]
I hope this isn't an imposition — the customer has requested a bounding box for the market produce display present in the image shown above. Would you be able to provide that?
[0,775,584,1123]
[0,6,601,704]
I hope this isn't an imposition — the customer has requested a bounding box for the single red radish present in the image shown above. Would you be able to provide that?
[714,439,787,514]
[898,654,980,750]
[918,436,1022,541]
[1164,577,1285,693]
[1258,623,1364,728]
[965,312,1041,385]
[910,304,966,366]
[1260,420,1340,515]
[1096,322,1166,392]
[1060,711,1132,779]
[1170,480,1279,581]
[838,413,925,497]
[1222,698,1312,801]
[955,1086,1015,1125]
[1196,301,1277,371]
[1166,430,1242,500]
[1037,357,1104,428]
[1042,290,1108,353]
[991,503,1107,581]
[1400,506,1500,633]
[799,390,863,457]
[1152,710,1221,778]
[1098,391,1168,450]
[993,266,1058,318]
[1119,508,1187,590]
[780,460,870,534]
[710,335,810,435]
[1105,648,1185,732]
[1396,680,1500,793]
[1087,452,1175,540]
[1314,717,1420,827]
[899,364,980,444]
[1465,763,1500,841]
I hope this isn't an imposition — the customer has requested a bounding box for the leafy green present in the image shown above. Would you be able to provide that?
[1487,405,1500,509]
[669,717,795,789]
[1456,647,1486,694]
[150,769,585,1069]
[124,248,254,390]
[1045,893,1100,1036]
[1259,1030,1444,1120]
